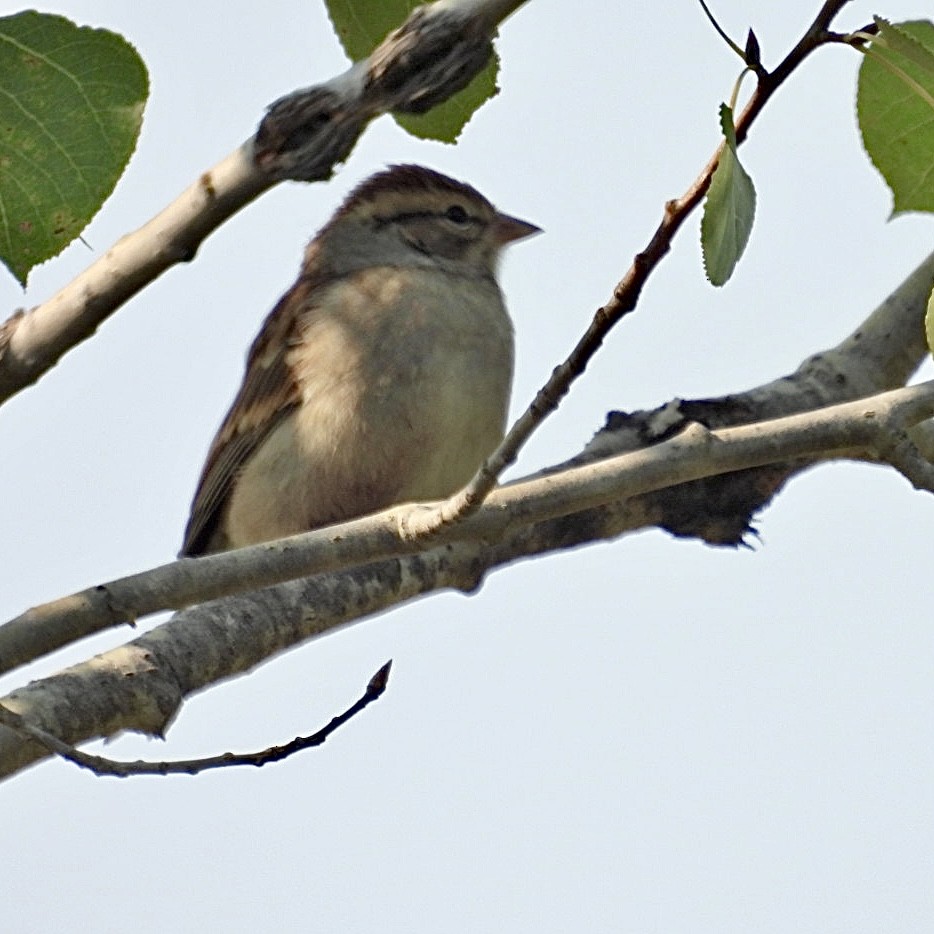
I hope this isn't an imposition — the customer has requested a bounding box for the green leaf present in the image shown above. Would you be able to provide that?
[873,17,934,81]
[323,0,497,143]
[394,59,498,142]
[857,19,934,216]
[701,104,756,287]
[0,12,148,285]
[326,0,419,60]
[925,283,934,357]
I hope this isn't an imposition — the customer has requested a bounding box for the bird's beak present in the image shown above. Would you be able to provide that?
[493,212,542,245]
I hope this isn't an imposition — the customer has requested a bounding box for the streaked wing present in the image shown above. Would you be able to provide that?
[181,280,312,555]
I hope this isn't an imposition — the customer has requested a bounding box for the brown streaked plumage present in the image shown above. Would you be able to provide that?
[181,164,539,556]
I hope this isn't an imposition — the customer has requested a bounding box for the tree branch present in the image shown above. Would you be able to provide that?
[2,248,932,679]
[0,0,530,406]
[399,0,857,537]
[3,370,934,780]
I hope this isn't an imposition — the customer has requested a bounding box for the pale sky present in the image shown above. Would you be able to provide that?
[3,2,934,932]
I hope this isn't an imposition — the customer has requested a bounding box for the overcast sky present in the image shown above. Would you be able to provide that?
[3,2,934,932]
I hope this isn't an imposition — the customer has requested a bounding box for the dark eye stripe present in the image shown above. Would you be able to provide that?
[374,209,479,228]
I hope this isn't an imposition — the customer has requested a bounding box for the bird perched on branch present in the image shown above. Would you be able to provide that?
[181,164,539,556]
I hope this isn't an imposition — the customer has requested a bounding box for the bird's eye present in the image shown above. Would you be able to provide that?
[445,204,469,224]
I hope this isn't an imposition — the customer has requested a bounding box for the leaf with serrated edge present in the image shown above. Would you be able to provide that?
[858,20,934,215]
[874,17,934,80]
[701,104,756,287]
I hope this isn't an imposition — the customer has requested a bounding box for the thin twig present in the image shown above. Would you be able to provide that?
[400,1,855,538]
[0,662,391,777]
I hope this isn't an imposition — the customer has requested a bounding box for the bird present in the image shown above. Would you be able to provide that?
[181,164,540,556]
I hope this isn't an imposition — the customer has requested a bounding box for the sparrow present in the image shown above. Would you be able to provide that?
[181,164,539,556]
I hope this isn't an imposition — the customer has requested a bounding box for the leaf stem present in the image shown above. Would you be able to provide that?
[696,0,746,59]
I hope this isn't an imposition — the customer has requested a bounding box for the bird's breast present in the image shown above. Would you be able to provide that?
[286,265,514,516]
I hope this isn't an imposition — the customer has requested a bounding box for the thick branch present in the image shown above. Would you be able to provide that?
[3,378,934,779]
[584,249,934,466]
[2,249,932,678]
[0,148,270,404]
